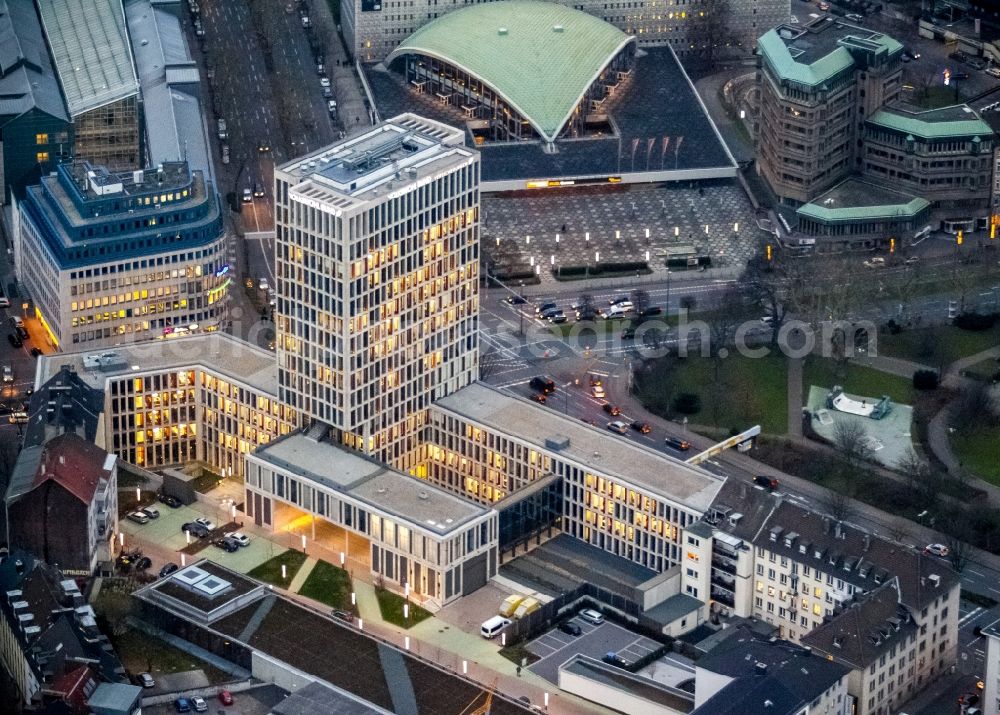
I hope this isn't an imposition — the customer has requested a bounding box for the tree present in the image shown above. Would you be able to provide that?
[821,491,855,523]
[832,418,874,466]
[577,293,596,321]
[632,289,651,321]
[679,295,697,314]
[950,382,998,431]
[740,246,792,345]
[945,510,974,573]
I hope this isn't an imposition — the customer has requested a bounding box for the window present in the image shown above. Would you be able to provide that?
[36,151,50,163]
[36,133,49,145]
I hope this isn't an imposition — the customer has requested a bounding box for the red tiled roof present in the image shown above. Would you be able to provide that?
[33,433,113,505]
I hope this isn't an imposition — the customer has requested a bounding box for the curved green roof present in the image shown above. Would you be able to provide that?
[386,1,633,142]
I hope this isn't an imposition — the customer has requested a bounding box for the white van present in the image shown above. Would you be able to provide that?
[480,615,511,639]
[606,301,634,317]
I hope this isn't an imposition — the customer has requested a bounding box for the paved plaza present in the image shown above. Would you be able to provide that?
[806,385,915,469]
[482,180,767,285]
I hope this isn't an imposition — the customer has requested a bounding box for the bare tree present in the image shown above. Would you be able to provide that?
[679,295,697,314]
[577,293,597,321]
[632,289,651,322]
[945,513,974,574]
[951,382,998,431]
[821,491,855,523]
[741,249,790,345]
[832,418,874,466]
[479,347,502,381]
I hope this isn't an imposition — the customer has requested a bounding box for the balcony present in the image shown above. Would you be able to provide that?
[711,573,736,592]
[712,558,737,575]
[711,589,735,608]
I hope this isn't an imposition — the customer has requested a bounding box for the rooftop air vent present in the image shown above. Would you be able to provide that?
[498,27,508,35]
[418,491,429,500]
[553,25,564,32]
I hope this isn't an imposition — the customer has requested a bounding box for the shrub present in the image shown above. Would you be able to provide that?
[954,312,998,331]
[913,369,940,391]
[673,392,701,415]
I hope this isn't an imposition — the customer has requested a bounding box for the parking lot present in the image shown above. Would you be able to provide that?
[526,618,662,685]
[142,684,287,715]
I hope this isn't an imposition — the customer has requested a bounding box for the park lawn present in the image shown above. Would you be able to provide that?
[298,560,355,611]
[374,588,433,629]
[803,357,915,405]
[247,550,308,589]
[951,427,1000,487]
[637,352,788,434]
[876,324,1000,368]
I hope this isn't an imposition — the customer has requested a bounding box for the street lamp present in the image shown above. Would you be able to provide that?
[674,226,679,237]
[585,232,590,243]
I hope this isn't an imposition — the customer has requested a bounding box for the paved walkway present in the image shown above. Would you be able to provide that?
[127,616,252,679]
[287,556,317,593]
[855,353,934,379]
[787,356,803,437]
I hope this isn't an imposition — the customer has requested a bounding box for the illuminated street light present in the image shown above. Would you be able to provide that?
[595,251,600,262]
[645,250,650,262]
[340,551,346,565]
[674,226,679,237]
[555,233,560,244]
[301,534,307,550]
[525,235,531,245]
[704,224,709,234]
[118,532,124,547]
[615,229,621,240]
[734,222,739,232]
[550,255,554,266]
[181,554,187,566]
[585,232,590,242]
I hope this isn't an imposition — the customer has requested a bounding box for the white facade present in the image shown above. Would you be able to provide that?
[984,625,1000,715]
[274,114,480,466]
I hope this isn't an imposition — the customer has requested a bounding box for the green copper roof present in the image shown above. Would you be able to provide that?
[797,179,930,223]
[758,28,902,88]
[867,107,993,140]
[386,1,634,142]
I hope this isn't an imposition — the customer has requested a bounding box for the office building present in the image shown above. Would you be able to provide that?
[245,428,497,605]
[274,114,480,466]
[755,18,904,207]
[983,623,1000,715]
[0,0,71,203]
[344,0,789,63]
[36,0,141,171]
[13,160,229,348]
[36,333,299,477]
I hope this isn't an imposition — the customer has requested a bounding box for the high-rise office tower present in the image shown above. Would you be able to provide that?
[274,114,480,467]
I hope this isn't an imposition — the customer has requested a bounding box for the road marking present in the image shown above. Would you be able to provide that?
[959,607,984,627]
[968,569,985,577]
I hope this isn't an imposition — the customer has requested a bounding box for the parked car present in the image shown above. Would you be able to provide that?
[214,537,239,553]
[924,543,949,557]
[558,620,582,636]
[7,334,21,348]
[138,672,155,688]
[29,347,41,357]
[986,67,1000,79]
[607,420,628,434]
[174,697,192,713]
[141,506,160,519]
[127,511,149,525]
[159,563,179,578]
[332,609,354,623]
[181,522,210,538]
[158,493,181,508]
[322,86,333,99]
[134,556,152,571]
[192,696,208,712]
[225,532,251,547]
[221,144,230,164]
[194,517,216,530]
[602,403,621,416]
[218,690,233,705]
[319,76,331,88]
[631,421,651,434]
[664,436,691,451]
[579,608,604,625]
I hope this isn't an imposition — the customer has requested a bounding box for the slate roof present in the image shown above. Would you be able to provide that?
[386,1,634,142]
[693,625,849,715]
[801,579,918,668]
[868,104,993,140]
[0,0,68,121]
[31,433,114,505]
[701,490,959,614]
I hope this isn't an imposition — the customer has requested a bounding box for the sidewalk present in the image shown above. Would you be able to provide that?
[287,556,317,593]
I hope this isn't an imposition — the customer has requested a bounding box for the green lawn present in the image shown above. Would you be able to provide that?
[110,629,229,683]
[374,588,433,629]
[876,325,1000,368]
[247,550,307,589]
[952,427,1000,486]
[298,560,355,611]
[636,352,789,434]
[803,356,916,405]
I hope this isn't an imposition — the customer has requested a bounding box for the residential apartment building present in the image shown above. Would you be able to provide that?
[244,429,498,606]
[36,0,141,171]
[273,114,480,466]
[692,623,850,714]
[35,333,299,478]
[755,18,903,207]
[682,482,960,715]
[5,434,118,577]
[344,0,789,63]
[13,160,229,348]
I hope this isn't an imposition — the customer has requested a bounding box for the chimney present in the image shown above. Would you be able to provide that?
[834,521,843,539]
[863,535,870,552]
[823,517,831,534]
[755,662,768,675]
[59,455,65,465]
